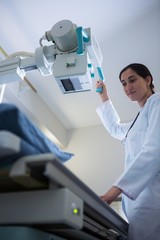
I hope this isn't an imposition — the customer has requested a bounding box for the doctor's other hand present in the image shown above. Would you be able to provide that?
[100,186,122,205]
[96,80,109,102]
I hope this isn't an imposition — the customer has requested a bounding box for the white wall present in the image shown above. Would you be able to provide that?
[65,125,125,196]
[3,83,68,148]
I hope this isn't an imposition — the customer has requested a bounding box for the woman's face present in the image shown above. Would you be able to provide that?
[120,68,152,107]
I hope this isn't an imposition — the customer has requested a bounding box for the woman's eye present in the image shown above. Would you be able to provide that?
[129,78,136,83]
[122,82,127,86]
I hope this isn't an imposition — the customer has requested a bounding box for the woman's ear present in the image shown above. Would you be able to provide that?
[145,76,152,86]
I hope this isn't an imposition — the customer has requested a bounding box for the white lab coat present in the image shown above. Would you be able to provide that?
[96,93,160,240]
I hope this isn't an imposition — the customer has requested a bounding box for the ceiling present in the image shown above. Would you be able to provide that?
[0,0,160,130]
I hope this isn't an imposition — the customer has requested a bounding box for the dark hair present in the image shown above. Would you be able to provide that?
[119,63,155,93]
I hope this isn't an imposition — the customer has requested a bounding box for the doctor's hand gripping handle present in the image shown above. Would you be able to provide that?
[96,67,105,93]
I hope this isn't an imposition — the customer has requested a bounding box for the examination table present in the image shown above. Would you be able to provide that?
[0,104,128,240]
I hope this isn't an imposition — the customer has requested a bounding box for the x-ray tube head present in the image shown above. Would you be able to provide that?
[46,20,78,52]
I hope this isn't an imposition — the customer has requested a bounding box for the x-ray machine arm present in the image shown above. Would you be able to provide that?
[0,20,104,94]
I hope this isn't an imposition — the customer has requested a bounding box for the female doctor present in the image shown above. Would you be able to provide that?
[96,63,160,240]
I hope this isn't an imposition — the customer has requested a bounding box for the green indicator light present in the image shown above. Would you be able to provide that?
[73,208,79,214]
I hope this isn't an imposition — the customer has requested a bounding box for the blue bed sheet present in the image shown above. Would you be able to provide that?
[0,103,74,167]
